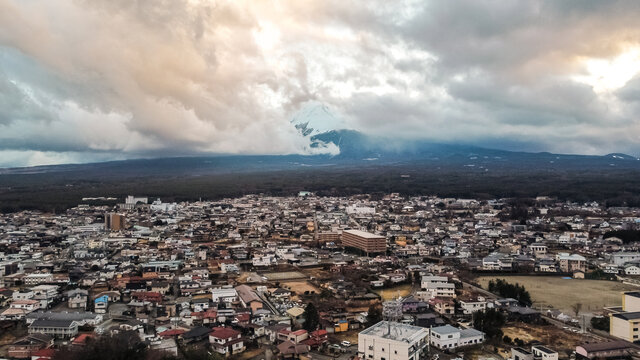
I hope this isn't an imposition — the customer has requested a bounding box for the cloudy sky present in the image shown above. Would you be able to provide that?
[2,0,640,167]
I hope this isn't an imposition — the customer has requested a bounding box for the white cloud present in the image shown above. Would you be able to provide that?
[1,0,640,167]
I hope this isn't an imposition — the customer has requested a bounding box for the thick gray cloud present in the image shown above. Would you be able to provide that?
[1,0,640,167]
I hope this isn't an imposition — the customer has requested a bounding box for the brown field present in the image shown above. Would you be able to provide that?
[281,281,321,295]
[497,322,601,359]
[476,276,637,314]
[373,283,413,300]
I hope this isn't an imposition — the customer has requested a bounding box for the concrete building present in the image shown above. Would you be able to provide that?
[532,345,558,360]
[609,292,640,341]
[105,212,126,231]
[358,321,428,360]
[342,230,386,256]
[429,325,484,350]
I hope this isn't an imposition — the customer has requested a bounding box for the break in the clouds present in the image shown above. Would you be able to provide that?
[2,0,640,167]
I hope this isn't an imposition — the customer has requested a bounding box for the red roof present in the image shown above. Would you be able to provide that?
[311,329,328,337]
[209,327,241,340]
[33,348,55,358]
[158,329,186,337]
[72,334,93,344]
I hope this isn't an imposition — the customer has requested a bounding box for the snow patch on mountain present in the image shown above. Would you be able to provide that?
[290,102,348,137]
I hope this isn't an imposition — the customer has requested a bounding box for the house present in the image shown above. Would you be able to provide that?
[278,329,308,344]
[7,334,53,359]
[286,306,305,324]
[277,340,311,359]
[209,327,245,357]
[181,326,212,343]
[459,297,487,315]
[66,289,88,310]
[271,288,292,299]
[302,329,328,349]
[429,325,484,350]
[624,265,640,275]
[358,321,428,360]
[265,323,291,342]
[429,297,454,315]
[94,295,109,313]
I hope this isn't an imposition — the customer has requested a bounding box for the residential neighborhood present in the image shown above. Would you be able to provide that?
[1,193,640,359]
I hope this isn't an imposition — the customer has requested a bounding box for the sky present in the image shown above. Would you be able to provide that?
[2,1,640,167]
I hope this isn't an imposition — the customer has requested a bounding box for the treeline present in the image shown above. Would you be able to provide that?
[487,279,532,306]
[53,331,222,360]
[4,165,640,213]
[603,230,640,244]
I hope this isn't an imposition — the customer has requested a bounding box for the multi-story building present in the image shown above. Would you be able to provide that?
[105,212,126,231]
[556,253,586,273]
[24,273,53,286]
[209,327,245,357]
[342,230,386,256]
[28,319,78,339]
[358,321,428,360]
[610,292,640,342]
[429,325,484,350]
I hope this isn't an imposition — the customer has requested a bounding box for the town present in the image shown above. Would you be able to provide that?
[1,193,640,360]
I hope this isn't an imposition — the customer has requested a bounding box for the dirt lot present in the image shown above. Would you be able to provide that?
[476,276,637,314]
[302,267,333,281]
[328,330,359,344]
[499,322,588,358]
[281,281,321,296]
[372,283,413,300]
[262,271,307,281]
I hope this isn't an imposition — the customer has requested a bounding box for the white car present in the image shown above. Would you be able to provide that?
[341,341,352,347]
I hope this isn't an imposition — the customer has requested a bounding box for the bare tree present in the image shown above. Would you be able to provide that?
[571,302,583,317]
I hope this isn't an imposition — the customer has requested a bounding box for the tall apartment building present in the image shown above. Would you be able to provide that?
[358,321,428,360]
[342,230,386,256]
[104,213,126,231]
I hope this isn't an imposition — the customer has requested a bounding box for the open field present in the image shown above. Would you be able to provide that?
[372,283,413,300]
[262,271,306,281]
[476,276,637,314]
[281,281,321,295]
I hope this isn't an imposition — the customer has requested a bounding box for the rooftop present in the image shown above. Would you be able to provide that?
[360,321,427,343]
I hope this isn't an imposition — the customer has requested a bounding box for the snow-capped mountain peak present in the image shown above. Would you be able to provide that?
[291,102,347,137]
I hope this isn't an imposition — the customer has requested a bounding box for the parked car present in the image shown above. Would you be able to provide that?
[341,341,351,347]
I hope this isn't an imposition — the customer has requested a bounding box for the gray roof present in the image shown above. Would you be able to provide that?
[30,319,75,328]
[430,324,459,336]
[26,311,99,321]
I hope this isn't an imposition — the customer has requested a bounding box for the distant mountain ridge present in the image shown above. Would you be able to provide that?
[0,128,638,177]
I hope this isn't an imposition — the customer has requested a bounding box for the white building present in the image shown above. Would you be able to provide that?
[346,205,376,215]
[419,276,455,299]
[532,345,559,360]
[24,273,53,285]
[211,288,238,304]
[358,321,428,360]
[429,325,484,350]
[459,298,487,315]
